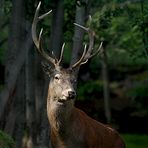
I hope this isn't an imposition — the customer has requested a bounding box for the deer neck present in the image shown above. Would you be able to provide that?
[47,88,74,132]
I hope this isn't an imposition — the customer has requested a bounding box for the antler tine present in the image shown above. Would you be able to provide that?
[71,44,87,68]
[38,29,56,64]
[32,1,41,49]
[52,51,58,63]
[57,43,65,65]
[74,23,95,60]
[71,23,102,69]
[32,1,56,65]
[39,10,52,20]
[84,28,95,60]
[88,41,103,59]
[74,23,89,32]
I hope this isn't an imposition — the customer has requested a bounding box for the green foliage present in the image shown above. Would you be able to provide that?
[125,71,148,113]
[64,0,75,41]
[3,0,12,15]
[0,0,12,64]
[128,85,148,100]
[91,1,148,64]
[0,130,15,148]
[127,84,148,109]
[122,134,148,148]
[77,80,103,100]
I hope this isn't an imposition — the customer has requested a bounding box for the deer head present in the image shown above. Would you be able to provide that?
[32,1,102,104]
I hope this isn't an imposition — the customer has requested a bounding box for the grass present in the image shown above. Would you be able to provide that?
[122,134,148,148]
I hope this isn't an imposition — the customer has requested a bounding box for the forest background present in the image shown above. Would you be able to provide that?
[0,0,148,147]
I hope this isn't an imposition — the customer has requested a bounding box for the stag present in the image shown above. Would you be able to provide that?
[32,2,125,148]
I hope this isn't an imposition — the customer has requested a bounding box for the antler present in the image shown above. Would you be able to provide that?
[32,1,64,67]
[71,23,103,69]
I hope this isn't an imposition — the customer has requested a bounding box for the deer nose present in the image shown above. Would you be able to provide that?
[68,91,76,99]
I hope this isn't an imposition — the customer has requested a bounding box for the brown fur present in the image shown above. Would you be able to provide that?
[46,68,125,148]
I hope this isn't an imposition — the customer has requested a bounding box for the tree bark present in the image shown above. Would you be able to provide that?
[1,1,28,146]
[0,32,33,119]
[0,0,25,127]
[4,95,16,136]
[71,0,91,77]
[71,4,85,66]
[14,67,25,148]
[0,0,4,29]
[25,44,37,148]
[0,0,33,119]
[101,47,111,123]
[50,0,64,57]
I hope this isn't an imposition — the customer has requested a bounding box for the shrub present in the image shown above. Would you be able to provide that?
[0,130,15,148]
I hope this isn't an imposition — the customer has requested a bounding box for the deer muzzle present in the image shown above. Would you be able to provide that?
[68,91,76,99]
[62,89,76,101]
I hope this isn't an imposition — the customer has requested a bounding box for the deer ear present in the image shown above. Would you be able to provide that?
[41,61,52,76]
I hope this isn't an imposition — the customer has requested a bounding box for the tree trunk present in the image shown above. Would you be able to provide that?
[5,0,25,79]
[1,0,25,129]
[34,53,50,148]
[4,68,26,143]
[71,0,91,77]
[25,44,36,148]
[14,67,25,148]
[0,0,33,119]
[50,0,64,57]
[71,4,85,66]
[0,0,4,29]
[4,95,16,136]
[101,47,111,123]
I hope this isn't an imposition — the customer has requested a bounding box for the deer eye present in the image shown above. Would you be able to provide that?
[54,74,60,80]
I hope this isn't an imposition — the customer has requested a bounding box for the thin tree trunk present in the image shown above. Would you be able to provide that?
[34,53,44,143]
[0,0,4,29]
[71,0,91,77]
[101,47,111,123]
[4,96,16,136]
[25,44,36,148]
[14,67,25,148]
[5,0,24,78]
[50,0,64,57]
[37,79,50,148]
[71,4,85,66]
[34,54,50,147]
